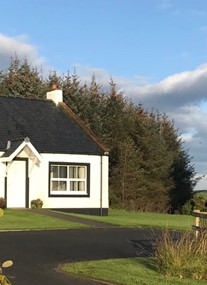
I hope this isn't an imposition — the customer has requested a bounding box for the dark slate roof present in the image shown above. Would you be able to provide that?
[0,96,107,155]
[0,139,23,157]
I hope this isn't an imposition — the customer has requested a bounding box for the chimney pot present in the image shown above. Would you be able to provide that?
[51,83,57,90]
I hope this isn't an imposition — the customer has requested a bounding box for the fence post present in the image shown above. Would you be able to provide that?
[194,210,200,238]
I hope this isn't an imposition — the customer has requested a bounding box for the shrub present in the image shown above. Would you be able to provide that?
[31,198,43,209]
[192,194,207,211]
[182,194,207,214]
[0,198,6,209]
[154,229,207,280]
[181,200,193,215]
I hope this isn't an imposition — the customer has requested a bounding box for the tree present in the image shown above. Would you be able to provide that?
[0,56,46,98]
[63,69,83,114]
[169,149,195,213]
[109,137,142,210]
[158,114,196,212]
[130,108,173,212]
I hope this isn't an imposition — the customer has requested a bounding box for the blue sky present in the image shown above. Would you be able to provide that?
[1,0,207,189]
[1,0,207,79]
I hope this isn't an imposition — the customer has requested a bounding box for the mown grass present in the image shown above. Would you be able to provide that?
[61,210,200,284]
[0,208,194,231]
[0,209,88,230]
[62,257,207,285]
[68,209,194,231]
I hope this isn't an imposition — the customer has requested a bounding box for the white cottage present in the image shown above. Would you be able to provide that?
[0,89,109,215]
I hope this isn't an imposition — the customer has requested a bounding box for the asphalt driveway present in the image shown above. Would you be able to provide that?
[0,227,156,285]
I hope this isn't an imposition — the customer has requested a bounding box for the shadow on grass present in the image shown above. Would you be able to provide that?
[135,256,158,271]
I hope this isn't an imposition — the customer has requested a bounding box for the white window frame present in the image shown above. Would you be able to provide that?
[49,162,90,197]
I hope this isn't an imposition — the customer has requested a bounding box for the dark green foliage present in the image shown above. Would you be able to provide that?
[157,115,195,213]
[182,192,207,214]
[0,56,46,98]
[111,107,173,212]
[169,150,195,213]
[0,56,197,213]
[192,194,207,211]
[181,200,194,215]
[30,198,43,209]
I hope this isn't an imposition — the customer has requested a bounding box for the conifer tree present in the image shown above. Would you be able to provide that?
[158,114,196,212]
[0,56,46,98]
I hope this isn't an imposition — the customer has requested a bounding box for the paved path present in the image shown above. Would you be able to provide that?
[0,211,157,285]
[28,209,116,228]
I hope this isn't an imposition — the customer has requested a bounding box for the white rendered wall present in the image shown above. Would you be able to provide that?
[28,153,109,209]
[0,150,109,210]
[0,153,5,198]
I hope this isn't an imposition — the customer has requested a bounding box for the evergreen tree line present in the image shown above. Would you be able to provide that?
[0,57,198,213]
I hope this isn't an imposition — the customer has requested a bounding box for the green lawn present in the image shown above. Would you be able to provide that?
[0,209,195,231]
[0,209,88,230]
[69,209,194,231]
[62,257,206,285]
[61,210,199,284]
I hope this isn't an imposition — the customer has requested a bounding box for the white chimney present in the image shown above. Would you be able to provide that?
[46,84,63,105]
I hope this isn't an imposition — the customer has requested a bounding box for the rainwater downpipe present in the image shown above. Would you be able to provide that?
[100,156,103,216]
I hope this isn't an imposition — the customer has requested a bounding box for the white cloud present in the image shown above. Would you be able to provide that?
[194,174,207,191]
[130,64,207,111]
[0,34,45,70]
[76,64,111,87]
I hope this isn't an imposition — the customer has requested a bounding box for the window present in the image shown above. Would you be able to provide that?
[49,163,90,197]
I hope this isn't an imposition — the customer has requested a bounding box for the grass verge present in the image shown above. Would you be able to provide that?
[64,209,194,231]
[62,257,207,285]
[0,209,88,230]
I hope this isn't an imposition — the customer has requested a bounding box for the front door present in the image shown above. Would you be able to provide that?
[6,159,28,208]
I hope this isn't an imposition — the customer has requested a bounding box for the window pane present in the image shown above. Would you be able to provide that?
[70,181,85,191]
[51,181,67,191]
[51,166,58,178]
[59,166,67,178]
[78,167,85,178]
[78,181,85,191]
[70,181,77,191]
[51,181,58,191]
[69,166,77,178]
[59,181,67,190]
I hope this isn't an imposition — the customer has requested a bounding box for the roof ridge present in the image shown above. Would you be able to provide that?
[7,138,25,142]
[0,95,47,102]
